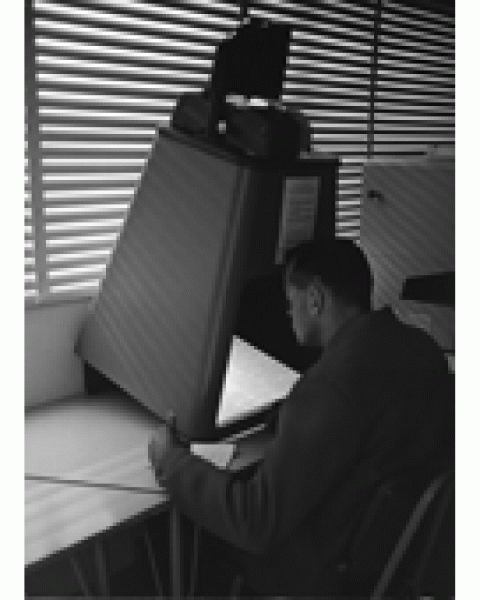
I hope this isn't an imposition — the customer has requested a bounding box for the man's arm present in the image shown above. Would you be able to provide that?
[157,380,362,554]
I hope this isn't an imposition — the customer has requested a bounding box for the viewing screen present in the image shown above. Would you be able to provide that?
[216,336,300,427]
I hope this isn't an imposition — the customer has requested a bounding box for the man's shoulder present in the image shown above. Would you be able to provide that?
[334,307,444,362]
[311,308,447,395]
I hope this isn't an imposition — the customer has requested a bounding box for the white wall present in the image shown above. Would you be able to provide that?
[25,300,91,408]
[361,158,455,352]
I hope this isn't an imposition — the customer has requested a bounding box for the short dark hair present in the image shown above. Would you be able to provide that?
[284,239,373,310]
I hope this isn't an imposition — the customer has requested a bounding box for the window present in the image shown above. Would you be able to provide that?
[25,0,241,302]
[25,0,454,303]
[374,0,454,158]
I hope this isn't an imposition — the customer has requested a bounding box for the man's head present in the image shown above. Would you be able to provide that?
[284,239,373,348]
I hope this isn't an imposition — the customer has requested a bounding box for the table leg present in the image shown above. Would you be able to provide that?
[69,553,92,598]
[94,538,109,597]
[188,524,200,598]
[170,506,183,598]
[142,524,165,597]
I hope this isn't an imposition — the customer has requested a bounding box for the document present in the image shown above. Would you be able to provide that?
[191,442,236,469]
[276,176,320,263]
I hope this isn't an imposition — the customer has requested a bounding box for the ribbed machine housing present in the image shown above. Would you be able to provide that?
[77,129,337,438]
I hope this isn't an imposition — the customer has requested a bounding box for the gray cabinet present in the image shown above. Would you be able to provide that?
[360,158,454,350]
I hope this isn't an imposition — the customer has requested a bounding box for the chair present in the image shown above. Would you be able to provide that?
[224,467,454,599]
[339,467,454,598]
[370,468,454,598]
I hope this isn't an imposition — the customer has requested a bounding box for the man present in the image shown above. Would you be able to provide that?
[149,239,454,596]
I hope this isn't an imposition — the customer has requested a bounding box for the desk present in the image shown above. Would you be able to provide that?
[25,337,299,596]
[25,394,181,596]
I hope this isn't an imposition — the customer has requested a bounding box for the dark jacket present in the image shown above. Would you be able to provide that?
[160,308,454,595]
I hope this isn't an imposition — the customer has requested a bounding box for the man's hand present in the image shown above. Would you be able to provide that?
[148,412,181,474]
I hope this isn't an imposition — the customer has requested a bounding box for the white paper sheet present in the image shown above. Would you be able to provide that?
[216,337,300,426]
[191,442,236,468]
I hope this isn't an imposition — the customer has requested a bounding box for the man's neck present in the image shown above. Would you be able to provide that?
[321,305,365,348]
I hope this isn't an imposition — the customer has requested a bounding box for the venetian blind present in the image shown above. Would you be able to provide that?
[25,126,37,299]
[25,0,454,301]
[25,0,241,301]
[374,0,455,158]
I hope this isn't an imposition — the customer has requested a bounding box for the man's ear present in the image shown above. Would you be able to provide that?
[306,281,323,317]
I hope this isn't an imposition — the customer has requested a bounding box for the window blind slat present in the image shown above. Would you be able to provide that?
[47,281,105,294]
[46,235,120,250]
[283,96,369,110]
[40,144,156,155]
[38,89,196,106]
[40,135,155,145]
[48,247,113,262]
[375,93,454,105]
[44,184,134,196]
[25,257,37,270]
[377,70,454,86]
[48,261,111,278]
[45,210,130,223]
[25,278,40,290]
[375,104,454,115]
[37,51,214,85]
[45,223,125,237]
[283,86,370,100]
[47,265,108,283]
[287,67,371,85]
[288,63,371,79]
[39,109,173,125]
[42,155,146,165]
[302,110,369,122]
[289,44,372,67]
[42,174,142,188]
[38,67,210,89]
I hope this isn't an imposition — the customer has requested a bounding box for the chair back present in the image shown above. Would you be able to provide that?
[371,468,454,598]
[337,466,454,597]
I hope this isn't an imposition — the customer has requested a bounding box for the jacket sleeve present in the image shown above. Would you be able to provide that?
[158,379,362,554]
